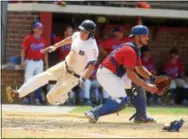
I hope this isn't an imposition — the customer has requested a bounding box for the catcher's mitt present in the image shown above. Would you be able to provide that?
[153,76,171,96]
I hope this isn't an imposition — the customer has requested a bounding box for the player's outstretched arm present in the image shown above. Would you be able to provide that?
[135,66,155,80]
[41,36,72,53]
[127,67,158,93]
[81,64,96,79]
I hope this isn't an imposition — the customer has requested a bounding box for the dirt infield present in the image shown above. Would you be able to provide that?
[2,105,188,138]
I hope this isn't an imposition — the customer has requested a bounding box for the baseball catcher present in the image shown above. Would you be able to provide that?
[85,25,171,123]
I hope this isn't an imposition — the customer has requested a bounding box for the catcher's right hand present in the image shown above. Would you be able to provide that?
[145,83,158,94]
[40,46,56,54]
[153,75,171,96]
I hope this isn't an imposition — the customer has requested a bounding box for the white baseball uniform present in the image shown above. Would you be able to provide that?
[17,31,99,105]
[97,67,132,99]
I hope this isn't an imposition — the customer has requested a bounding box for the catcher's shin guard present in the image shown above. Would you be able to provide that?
[88,96,130,119]
[130,85,156,123]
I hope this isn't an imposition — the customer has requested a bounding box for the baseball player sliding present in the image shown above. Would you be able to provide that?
[85,25,159,123]
[6,20,99,105]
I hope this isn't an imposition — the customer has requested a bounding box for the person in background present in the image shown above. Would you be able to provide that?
[141,46,161,105]
[164,47,188,105]
[51,25,74,61]
[80,64,109,105]
[20,21,48,105]
[57,26,74,61]
[100,26,132,55]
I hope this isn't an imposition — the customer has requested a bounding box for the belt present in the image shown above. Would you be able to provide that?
[27,59,42,61]
[65,61,80,78]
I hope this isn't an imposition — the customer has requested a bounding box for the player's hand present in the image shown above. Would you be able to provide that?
[145,83,158,94]
[48,46,56,53]
[79,77,85,88]
[40,46,56,54]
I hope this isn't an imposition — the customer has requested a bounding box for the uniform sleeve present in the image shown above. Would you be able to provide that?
[88,40,99,64]
[123,47,137,68]
[21,36,30,49]
[88,48,99,63]
[71,31,79,41]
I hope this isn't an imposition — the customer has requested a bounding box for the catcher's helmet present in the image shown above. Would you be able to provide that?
[129,25,149,37]
[79,20,96,34]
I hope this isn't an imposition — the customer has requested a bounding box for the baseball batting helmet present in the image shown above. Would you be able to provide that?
[129,25,149,37]
[79,20,96,34]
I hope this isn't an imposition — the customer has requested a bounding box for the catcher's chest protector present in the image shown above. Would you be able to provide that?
[109,42,141,77]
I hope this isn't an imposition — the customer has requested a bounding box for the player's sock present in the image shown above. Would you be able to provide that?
[91,96,130,118]
[131,93,146,119]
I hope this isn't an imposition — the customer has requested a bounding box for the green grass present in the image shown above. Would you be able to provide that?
[70,106,188,115]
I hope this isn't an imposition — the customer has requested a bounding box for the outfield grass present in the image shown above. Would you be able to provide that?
[70,106,188,115]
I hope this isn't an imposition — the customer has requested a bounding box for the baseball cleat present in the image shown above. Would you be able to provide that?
[84,111,98,123]
[6,86,18,103]
[134,117,157,123]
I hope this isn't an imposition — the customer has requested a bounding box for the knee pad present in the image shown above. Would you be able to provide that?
[91,96,130,118]
[47,94,55,105]
[47,93,69,105]
[47,93,57,105]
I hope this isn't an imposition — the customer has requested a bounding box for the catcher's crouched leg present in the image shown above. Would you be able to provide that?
[85,96,130,123]
[129,85,156,123]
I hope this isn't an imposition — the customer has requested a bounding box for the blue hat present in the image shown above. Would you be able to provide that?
[113,26,123,33]
[129,25,149,37]
[32,22,43,29]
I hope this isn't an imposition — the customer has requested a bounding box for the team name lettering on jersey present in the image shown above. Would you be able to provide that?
[167,67,179,77]
[31,43,45,51]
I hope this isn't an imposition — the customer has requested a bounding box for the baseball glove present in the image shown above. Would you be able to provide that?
[153,76,171,96]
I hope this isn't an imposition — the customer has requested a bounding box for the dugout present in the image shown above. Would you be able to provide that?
[1,2,188,104]
[50,12,188,74]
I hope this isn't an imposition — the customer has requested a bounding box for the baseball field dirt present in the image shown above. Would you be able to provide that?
[2,104,188,138]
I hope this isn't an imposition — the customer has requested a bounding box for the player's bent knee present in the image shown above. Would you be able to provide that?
[47,94,56,105]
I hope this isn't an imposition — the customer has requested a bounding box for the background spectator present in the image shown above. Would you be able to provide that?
[51,25,74,61]
[21,21,48,105]
[164,47,188,105]
[100,26,132,55]
[141,46,156,75]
